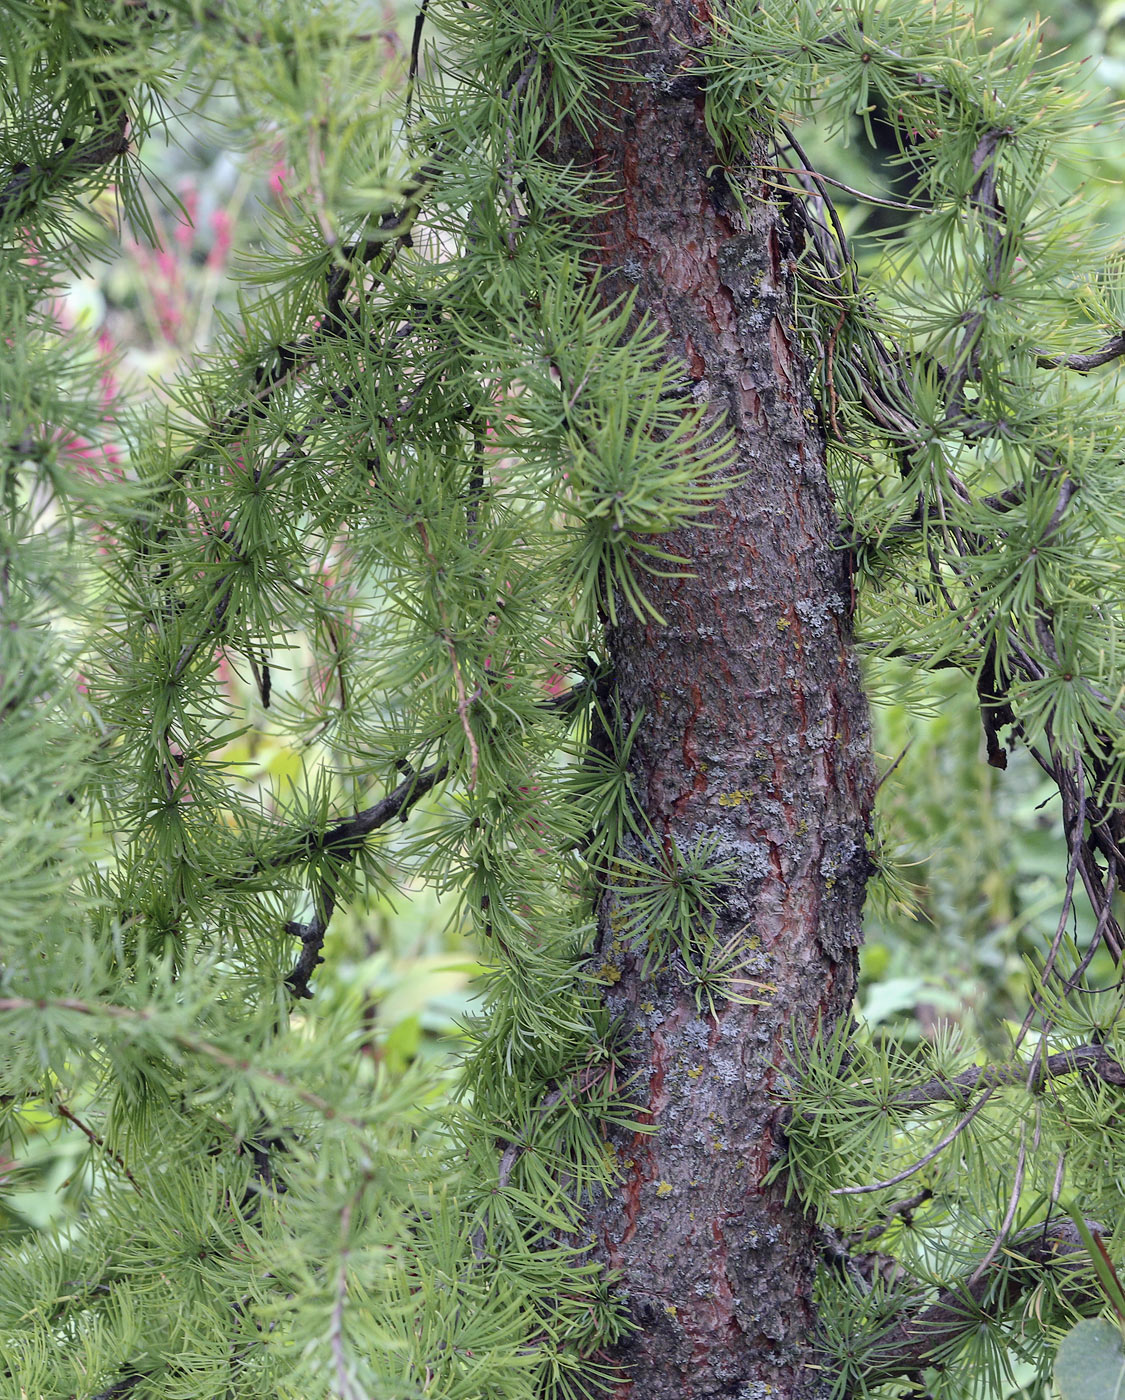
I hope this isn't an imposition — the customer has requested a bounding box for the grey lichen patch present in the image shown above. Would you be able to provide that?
[795,592,845,633]
[715,835,771,883]
[739,1380,779,1400]
[682,1018,711,1051]
[623,254,644,283]
[717,232,768,290]
[644,62,676,94]
[819,831,864,883]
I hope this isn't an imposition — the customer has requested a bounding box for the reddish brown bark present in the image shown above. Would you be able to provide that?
[557,7,874,1397]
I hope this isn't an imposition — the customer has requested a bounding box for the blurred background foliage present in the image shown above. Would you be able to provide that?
[4,0,1124,1329]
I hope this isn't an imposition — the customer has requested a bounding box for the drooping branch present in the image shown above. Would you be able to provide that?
[278,671,604,997]
[0,997,369,1129]
[781,126,1125,973]
[277,762,448,998]
[55,1101,141,1193]
[172,154,441,470]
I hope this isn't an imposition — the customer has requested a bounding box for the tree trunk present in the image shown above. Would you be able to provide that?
[559,7,875,1397]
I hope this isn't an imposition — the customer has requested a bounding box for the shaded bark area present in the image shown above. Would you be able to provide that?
[557,8,874,1398]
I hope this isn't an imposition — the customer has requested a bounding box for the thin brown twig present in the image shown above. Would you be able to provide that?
[967,1123,1026,1285]
[846,1042,1125,1114]
[824,305,847,439]
[55,1101,141,1193]
[281,761,448,998]
[828,1035,1125,1197]
[330,1194,365,1400]
[852,1188,933,1246]
[875,741,913,792]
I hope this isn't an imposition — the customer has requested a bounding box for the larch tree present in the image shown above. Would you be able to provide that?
[1,2,1124,1400]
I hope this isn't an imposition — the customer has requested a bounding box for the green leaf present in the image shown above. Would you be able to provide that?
[1056,1320,1125,1400]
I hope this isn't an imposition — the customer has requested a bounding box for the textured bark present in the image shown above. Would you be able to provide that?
[557,7,874,1398]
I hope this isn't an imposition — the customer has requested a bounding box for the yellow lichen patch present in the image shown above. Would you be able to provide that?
[718,789,751,807]
[655,1180,674,1198]
[686,1064,703,1080]
[595,962,622,984]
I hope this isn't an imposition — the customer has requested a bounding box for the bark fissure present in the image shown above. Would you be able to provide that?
[558,8,874,1398]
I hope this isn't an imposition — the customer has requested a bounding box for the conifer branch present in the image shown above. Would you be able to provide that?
[785,112,1125,976]
[0,998,369,1130]
[278,761,448,997]
[55,1101,141,1193]
[860,1043,1125,1112]
[174,155,440,470]
[169,318,425,684]
[857,1219,1102,1383]
[256,669,593,1000]
[832,1081,1004,1198]
[470,1062,612,1259]
[1037,332,1125,372]
[90,1373,147,1400]
[270,761,449,873]
[830,1043,1125,1199]
[850,1189,933,1246]
[0,107,129,225]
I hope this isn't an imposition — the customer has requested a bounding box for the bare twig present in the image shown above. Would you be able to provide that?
[875,741,912,792]
[90,1374,147,1400]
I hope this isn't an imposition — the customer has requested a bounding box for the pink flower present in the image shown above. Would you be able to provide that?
[207,209,232,271]
[268,160,291,201]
